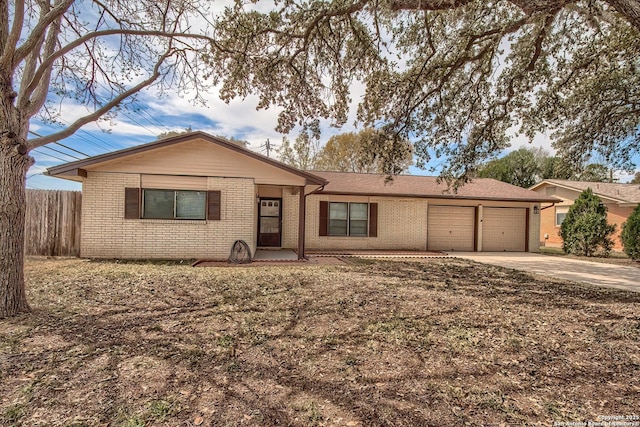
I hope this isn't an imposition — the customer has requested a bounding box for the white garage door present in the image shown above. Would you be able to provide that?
[482,207,527,252]
[428,206,475,251]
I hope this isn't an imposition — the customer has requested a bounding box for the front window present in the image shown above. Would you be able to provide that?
[329,202,369,236]
[555,206,569,226]
[143,189,206,220]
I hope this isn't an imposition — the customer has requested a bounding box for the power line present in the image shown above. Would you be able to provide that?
[32,149,69,162]
[29,130,90,157]
[40,145,83,160]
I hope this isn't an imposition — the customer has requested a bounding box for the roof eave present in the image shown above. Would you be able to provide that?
[532,180,632,204]
[318,190,559,203]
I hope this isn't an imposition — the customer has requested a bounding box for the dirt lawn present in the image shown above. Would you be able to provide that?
[1,257,639,426]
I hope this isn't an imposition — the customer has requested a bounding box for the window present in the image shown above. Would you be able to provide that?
[328,202,369,236]
[555,206,569,226]
[142,189,206,220]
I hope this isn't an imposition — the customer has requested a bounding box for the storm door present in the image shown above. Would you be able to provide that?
[258,198,282,247]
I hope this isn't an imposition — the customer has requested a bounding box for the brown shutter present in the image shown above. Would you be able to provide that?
[319,201,328,236]
[207,190,221,220]
[369,203,378,237]
[124,188,140,219]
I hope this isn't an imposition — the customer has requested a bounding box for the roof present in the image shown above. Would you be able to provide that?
[312,171,558,203]
[45,131,328,186]
[531,179,640,205]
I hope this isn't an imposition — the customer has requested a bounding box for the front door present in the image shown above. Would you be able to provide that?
[258,198,282,247]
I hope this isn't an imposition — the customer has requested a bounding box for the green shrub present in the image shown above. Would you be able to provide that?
[560,188,616,256]
[621,204,640,260]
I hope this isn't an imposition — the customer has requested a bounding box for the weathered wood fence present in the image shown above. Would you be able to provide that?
[25,190,82,256]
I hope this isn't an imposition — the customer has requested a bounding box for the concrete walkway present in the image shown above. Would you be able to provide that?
[453,252,640,293]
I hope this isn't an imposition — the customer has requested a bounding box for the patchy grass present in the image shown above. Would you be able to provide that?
[0,257,639,426]
[540,246,639,267]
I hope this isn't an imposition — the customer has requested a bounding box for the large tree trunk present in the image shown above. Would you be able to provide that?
[0,142,30,318]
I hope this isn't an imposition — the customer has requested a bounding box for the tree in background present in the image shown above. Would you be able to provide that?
[210,1,640,184]
[621,205,640,260]
[578,163,611,182]
[630,172,640,184]
[157,127,193,140]
[539,156,579,180]
[476,146,619,187]
[560,189,616,257]
[477,148,542,188]
[278,132,320,170]
[1,1,217,318]
[315,129,413,174]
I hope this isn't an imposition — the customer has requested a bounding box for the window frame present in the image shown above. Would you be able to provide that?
[555,206,569,227]
[141,188,207,220]
[327,202,370,237]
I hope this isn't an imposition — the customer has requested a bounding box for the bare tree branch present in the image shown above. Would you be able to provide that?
[27,48,173,148]
[20,28,216,112]
[12,0,75,69]
[0,0,24,70]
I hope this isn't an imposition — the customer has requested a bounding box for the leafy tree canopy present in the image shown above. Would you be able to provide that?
[315,129,413,174]
[475,147,614,187]
[630,171,640,184]
[210,1,640,183]
[277,132,320,170]
[477,148,546,188]
[278,128,413,173]
[560,188,616,256]
[578,163,612,182]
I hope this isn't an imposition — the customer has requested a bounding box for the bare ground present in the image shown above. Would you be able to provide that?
[1,257,639,427]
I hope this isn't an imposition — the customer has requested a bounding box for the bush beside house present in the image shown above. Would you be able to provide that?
[560,189,616,257]
[621,205,640,260]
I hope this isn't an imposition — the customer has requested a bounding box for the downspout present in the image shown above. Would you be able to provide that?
[298,183,325,260]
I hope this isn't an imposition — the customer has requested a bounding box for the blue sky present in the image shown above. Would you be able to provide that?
[28,85,640,191]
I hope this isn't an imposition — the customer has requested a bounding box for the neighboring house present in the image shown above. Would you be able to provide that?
[530,180,640,250]
[46,132,556,260]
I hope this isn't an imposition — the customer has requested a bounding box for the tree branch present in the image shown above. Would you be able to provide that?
[23,14,63,117]
[0,0,24,70]
[12,0,75,69]
[20,28,216,112]
[26,49,172,149]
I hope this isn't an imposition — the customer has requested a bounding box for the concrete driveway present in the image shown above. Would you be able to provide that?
[453,252,640,293]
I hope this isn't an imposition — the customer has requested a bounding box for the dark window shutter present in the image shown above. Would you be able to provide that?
[369,203,378,237]
[124,188,140,219]
[207,190,221,220]
[319,201,328,236]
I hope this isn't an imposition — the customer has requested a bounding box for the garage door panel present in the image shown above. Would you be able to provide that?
[482,208,526,252]
[428,206,475,251]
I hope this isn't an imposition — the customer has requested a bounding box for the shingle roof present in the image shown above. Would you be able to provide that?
[312,171,557,202]
[534,180,640,204]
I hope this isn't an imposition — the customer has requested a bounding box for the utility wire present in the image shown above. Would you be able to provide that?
[40,145,83,160]
[32,149,69,162]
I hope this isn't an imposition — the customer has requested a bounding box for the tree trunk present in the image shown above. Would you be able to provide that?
[0,142,30,318]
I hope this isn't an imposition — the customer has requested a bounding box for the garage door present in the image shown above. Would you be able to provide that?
[428,206,475,251]
[482,207,527,252]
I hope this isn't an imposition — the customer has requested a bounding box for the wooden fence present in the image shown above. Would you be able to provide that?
[25,190,82,256]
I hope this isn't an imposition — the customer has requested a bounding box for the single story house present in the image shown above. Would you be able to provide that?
[46,132,557,259]
[530,179,640,250]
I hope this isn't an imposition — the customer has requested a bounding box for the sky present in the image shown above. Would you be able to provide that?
[25,2,640,191]
[28,82,640,192]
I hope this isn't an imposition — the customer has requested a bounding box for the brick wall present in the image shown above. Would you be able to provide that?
[607,204,633,250]
[540,202,633,250]
[81,172,256,259]
[305,195,429,250]
[281,187,300,249]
